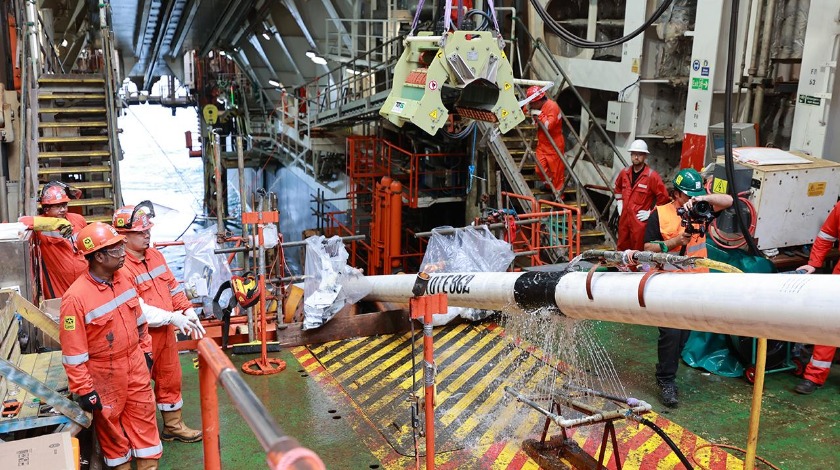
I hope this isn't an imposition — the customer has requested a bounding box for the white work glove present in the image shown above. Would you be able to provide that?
[636,210,651,222]
[184,308,206,339]
[616,199,623,216]
[169,312,194,337]
[795,264,816,274]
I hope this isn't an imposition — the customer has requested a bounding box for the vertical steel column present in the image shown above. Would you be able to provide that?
[214,132,224,236]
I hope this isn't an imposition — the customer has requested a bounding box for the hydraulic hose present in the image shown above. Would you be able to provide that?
[722,0,761,256]
[630,414,694,470]
[530,0,674,49]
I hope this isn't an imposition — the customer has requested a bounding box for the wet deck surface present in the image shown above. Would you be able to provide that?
[161,318,840,469]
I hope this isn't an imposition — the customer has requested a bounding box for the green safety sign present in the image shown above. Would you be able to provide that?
[798,94,821,106]
[691,77,709,90]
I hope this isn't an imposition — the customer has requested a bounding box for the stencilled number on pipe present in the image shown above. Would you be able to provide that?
[427,274,476,295]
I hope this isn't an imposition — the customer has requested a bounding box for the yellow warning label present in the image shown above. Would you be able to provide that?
[631,58,640,74]
[82,237,95,251]
[501,109,509,118]
[429,109,439,120]
[501,51,506,59]
[808,182,827,197]
[437,50,444,60]
[64,317,75,331]
[504,82,512,91]
[712,178,728,194]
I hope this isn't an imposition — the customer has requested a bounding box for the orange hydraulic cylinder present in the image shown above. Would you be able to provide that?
[389,181,403,270]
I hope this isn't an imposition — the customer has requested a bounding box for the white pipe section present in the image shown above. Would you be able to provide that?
[358,271,840,347]
[512,79,555,87]
[405,36,443,43]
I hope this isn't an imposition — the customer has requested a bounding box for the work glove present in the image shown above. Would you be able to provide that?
[170,312,194,337]
[616,200,623,216]
[145,353,154,372]
[795,264,816,274]
[184,308,206,338]
[18,216,73,238]
[636,210,651,222]
[78,390,103,412]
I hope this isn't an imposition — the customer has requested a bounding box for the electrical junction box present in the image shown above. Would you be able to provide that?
[606,101,634,133]
[713,151,840,250]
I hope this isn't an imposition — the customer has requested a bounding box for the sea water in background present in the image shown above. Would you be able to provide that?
[117,104,205,279]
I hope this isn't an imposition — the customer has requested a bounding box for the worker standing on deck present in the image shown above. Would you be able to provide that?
[526,86,566,192]
[643,168,733,407]
[113,203,205,442]
[613,140,670,250]
[59,222,162,470]
[793,200,840,394]
[18,181,88,299]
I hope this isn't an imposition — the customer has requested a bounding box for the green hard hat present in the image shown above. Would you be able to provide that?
[674,168,706,197]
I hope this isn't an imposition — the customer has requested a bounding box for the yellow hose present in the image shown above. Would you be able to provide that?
[694,258,743,273]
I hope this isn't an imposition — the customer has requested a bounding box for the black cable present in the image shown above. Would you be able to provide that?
[636,416,694,469]
[722,0,760,255]
[530,0,674,49]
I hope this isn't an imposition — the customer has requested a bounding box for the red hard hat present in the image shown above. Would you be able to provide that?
[76,222,126,255]
[526,86,545,101]
[40,184,70,205]
[113,205,154,232]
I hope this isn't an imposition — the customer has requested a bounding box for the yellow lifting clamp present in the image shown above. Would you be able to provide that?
[379,30,525,135]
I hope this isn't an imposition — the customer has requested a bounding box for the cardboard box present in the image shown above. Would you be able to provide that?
[0,432,75,469]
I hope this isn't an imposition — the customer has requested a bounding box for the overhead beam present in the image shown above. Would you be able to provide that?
[198,0,244,57]
[246,35,282,85]
[168,0,203,59]
[280,0,332,75]
[318,0,353,52]
[143,0,177,90]
[271,31,305,84]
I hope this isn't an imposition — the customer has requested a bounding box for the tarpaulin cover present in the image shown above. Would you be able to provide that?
[303,235,370,330]
[420,225,515,325]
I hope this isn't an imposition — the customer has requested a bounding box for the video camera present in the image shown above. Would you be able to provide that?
[677,200,714,235]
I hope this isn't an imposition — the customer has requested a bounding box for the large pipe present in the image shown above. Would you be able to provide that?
[353,271,840,347]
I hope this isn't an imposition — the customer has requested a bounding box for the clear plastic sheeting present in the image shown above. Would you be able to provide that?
[420,225,515,325]
[303,235,370,330]
[182,224,233,311]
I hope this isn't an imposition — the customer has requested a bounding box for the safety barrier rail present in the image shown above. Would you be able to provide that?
[501,191,581,265]
[197,338,325,470]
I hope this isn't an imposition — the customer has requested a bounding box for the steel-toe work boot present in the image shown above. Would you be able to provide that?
[135,458,159,470]
[161,409,203,442]
[794,379,821,395]
[659,383,679,408]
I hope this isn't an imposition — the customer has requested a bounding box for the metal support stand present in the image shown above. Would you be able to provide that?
[408,273,448,470]
[241,194,286,376]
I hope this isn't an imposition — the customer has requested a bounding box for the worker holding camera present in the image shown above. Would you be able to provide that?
[642,167,733,407]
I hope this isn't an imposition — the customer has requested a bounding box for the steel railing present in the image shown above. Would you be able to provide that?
[197,338,325,470]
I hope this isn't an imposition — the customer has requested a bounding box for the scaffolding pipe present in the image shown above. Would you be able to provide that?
[350,271,840,346]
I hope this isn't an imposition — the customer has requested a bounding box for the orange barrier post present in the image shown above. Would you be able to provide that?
[409,273,448,470]
[198,338,325,470]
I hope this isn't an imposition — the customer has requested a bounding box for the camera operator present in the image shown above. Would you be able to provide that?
[642,167,733,408]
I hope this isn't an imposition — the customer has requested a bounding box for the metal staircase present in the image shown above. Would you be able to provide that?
[35,74,119,222]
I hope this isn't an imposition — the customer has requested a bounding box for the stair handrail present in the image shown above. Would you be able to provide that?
[18,10,32,216]
[98,2,123,208]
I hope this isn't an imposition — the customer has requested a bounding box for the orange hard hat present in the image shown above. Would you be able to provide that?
[113,202,155,232]
[76,222,126,255]
[39,181,79,205]
[526,86,545,101]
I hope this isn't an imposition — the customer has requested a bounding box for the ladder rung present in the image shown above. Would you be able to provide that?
[39,165,111,174]
[85,214,115,223]
[40,107,106,114]
[39,136,109,144]
[39,121,108,128]
[38,93,106,100]
[39,181,113,191]
[38,150,111,159]
[68,198,113,207]
[579,229,605,237]
[38,75,104,84]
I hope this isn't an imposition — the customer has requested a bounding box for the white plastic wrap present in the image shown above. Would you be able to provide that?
[182,224,233,311]
[302,235,370,330]
[420,225,515,325]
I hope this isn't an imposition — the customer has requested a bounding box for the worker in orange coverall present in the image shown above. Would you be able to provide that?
[527,85,566,192]
[794,200,840,394]
[613,139,670,250]
[113,203,205,442]
[59,222,162,470]
[19,181,88,299]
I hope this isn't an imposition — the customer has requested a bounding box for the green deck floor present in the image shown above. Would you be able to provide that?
[165,321,840,469]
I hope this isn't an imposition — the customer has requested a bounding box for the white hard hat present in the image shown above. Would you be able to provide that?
[628,139,649,154]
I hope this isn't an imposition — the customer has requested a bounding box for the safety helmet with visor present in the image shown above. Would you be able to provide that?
[76,222,126,256]
[673,168,706,197]
[113,201,155,232]
[39,181,82,206]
